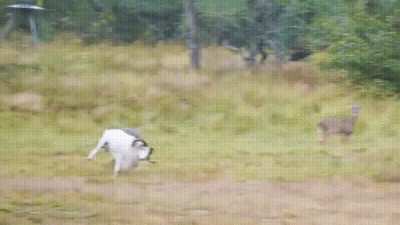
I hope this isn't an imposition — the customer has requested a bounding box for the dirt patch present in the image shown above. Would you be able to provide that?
[1,92,43,112]
[0,177,399,225]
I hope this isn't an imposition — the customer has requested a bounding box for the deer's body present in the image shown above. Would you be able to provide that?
[318,105,361,144]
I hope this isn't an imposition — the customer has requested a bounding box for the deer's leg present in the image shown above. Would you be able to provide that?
[341,134,351,144]
[318,128,327,144]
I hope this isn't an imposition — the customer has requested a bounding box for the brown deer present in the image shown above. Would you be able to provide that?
[318,104,361,144]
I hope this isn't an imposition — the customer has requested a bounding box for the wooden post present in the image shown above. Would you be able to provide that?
[0,4,44,45]
[184,0,201,70]
[28,13,39,45]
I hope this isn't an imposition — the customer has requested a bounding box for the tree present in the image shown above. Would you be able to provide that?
[184,0,201,70]
[219,0,311,65]
[328,8,400,92]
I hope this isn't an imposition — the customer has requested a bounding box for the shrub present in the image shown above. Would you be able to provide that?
[328,11,400,92]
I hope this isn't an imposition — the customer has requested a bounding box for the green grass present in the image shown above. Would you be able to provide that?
[0,36,400,182]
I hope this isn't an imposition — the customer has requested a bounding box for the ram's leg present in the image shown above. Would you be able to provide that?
[87,138,106,160]
[88,145,104,160]
[87,148,99,160]
[113,154,123,177]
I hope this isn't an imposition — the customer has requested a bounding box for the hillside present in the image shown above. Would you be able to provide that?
[0,37,399,182]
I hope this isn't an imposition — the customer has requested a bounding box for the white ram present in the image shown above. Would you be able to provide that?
[87,129,154,176]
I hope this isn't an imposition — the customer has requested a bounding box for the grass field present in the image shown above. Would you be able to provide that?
[0,36,400,224]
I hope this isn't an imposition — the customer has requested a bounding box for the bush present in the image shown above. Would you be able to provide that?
[328,11,400,92]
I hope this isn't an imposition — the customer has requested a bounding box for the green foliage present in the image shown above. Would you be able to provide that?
[0,0,14,24]
[112,0,183,42]
[328,8,400,91]
[38,0,183,43]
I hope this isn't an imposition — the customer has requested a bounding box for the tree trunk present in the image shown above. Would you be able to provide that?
[184,0,201,70]
[0,12,16,41]
[28,13,39,45]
